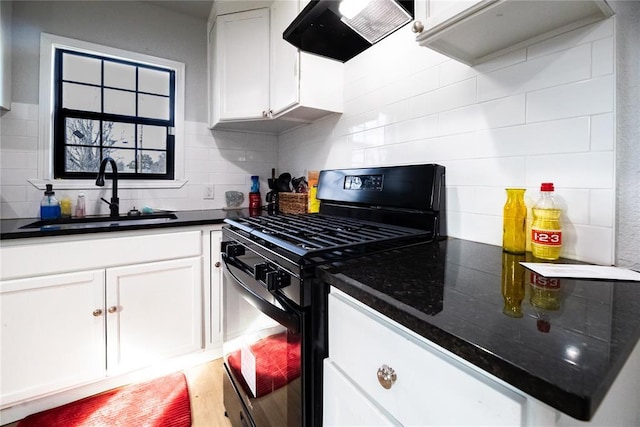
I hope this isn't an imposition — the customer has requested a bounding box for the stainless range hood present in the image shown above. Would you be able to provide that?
[283,0,414,62]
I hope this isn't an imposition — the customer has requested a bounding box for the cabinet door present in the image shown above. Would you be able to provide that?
[270,0,299,116]
[215,8,270,120]
[323,359,396,426]
[0,271,106,405]
[106,257,203,374]
[210,230,223,347]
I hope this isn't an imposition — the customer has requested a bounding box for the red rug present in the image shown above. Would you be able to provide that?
[18,372,191,427]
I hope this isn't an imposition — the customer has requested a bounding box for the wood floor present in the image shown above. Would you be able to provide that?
[3,358,232,427]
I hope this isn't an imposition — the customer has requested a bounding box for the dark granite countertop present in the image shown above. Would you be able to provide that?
[320,238,640,421]
[0,208,253,240]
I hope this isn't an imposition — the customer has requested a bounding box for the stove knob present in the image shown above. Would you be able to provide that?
[254,263,270,281]
[223,242,245,257]
[265,270,291,291]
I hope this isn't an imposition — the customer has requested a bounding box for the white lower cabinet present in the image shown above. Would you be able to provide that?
[0,229,207,413]
[325,288,525,426]
[0,270,106,405]
[105,257,202,374]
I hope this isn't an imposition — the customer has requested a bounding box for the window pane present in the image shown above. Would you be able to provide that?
[138,93,169,120]
[139,150,167,174]
[105,122,135,148]
[104,61,135,90]
[139,68,169,95]
[62,53,101,85]
[63,82,101,112]
[104,88,135,116]
[138,125,167,150]
[109,149,136,173]
[66,118,100,146]
[65,146,100,172]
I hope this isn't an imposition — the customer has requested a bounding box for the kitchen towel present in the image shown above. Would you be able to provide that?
[17,372,191,427]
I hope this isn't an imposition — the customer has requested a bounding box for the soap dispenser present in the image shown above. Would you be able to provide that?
[40,184,61,220]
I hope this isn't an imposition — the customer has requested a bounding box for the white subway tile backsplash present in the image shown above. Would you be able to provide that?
[589,189,614,227]
[409,78,477,119]
[383,115,438,145]
[439,94,526,135]
[590,113,614,151]
[409,65,441,96]
[525,152,614,189]
[565,224,614,265]
[526,19,614,60]
[0,118,28,136]
[445,157,527,187]
[478,44,591,102]
[526,75,614,122]
[592,37,614,77]
[439,60,476,87]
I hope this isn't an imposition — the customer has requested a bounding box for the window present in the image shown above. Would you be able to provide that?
[37,33,185,189]
[54,49,175,180]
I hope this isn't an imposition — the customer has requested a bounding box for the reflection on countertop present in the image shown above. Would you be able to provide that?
[320,238,640,421]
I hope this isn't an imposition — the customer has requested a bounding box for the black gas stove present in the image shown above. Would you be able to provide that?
[221,164,445,427]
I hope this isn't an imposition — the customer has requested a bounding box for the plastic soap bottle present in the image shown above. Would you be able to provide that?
[531,182,562,260]
[75,193,86,218]
[40,184,61,220]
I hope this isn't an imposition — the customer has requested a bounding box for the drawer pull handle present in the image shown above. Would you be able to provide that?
[92,309,103,317]
[377,364,397,389]
[108,306,118,314]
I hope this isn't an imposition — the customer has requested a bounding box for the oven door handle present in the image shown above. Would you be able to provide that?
[222,254,301,334]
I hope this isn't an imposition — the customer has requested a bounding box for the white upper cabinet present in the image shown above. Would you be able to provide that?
[213,8,271,122]
[413,0,614,66]
[208,0,343,134]
[0,0,12,110]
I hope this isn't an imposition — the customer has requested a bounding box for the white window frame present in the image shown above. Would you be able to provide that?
[31,32,186,190]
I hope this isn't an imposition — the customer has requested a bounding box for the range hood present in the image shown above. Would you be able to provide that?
[283,0,414,62]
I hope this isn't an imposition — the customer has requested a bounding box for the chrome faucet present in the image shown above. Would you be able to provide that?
[95,157,119,217]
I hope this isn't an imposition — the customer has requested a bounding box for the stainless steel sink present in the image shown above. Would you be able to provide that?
[20,213,178,230]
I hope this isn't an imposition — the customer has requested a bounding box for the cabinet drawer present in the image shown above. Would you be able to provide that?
[0,230,202,279]
[328,290,525,426]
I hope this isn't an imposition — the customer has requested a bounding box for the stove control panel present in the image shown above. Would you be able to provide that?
[344,174,383,191]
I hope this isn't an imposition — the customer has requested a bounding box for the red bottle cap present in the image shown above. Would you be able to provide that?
[540,182,554,192]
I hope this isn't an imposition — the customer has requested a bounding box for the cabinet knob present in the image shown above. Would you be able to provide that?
[412,20,424,33]
[107,306,118,314]
[377,364,397,389]
[215,261,221,268]
[92,309,103,317]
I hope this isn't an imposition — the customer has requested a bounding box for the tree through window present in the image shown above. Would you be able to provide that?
[53,49,175,180]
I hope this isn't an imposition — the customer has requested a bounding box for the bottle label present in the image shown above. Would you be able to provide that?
[532,229,562,246]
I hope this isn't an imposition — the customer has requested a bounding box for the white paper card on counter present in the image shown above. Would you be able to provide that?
[520,263,640,282]
[241,344,257,398]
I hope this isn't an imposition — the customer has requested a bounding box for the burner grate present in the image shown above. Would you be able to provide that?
[225,214,432,257]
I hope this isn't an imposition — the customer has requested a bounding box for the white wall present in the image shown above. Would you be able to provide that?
[279,19,617,265]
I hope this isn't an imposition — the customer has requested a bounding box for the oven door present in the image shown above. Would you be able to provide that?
[222,242,304,427]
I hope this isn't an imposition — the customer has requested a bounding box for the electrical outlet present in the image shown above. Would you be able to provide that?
[203,184,215,200]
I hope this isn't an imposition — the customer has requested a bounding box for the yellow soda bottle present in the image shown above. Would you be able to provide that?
[531,183,562,260]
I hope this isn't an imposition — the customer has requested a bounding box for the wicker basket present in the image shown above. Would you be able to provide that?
[279,193,308,214]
